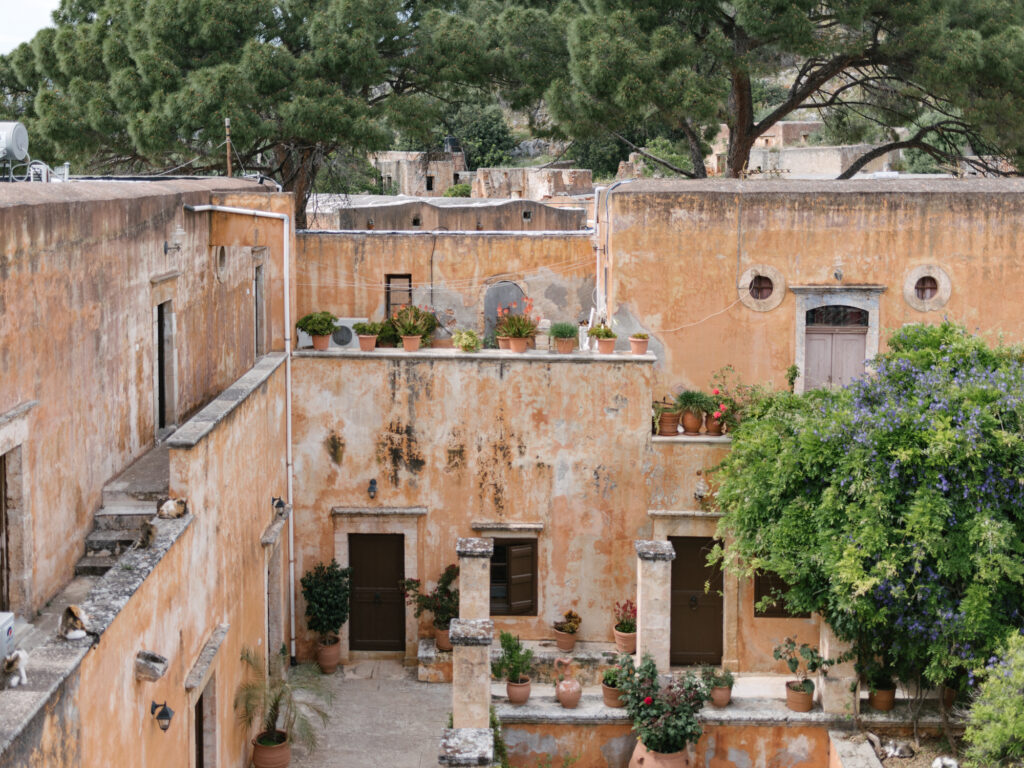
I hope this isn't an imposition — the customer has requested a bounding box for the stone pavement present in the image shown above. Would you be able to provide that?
[291,660,452,768]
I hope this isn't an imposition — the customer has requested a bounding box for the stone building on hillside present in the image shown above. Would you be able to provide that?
[369,151,472,197]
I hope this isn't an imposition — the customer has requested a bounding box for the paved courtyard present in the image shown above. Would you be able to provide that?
[291,660,452,768]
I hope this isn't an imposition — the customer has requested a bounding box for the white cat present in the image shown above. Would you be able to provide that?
[3,649,28,689]
[932,759,959,768]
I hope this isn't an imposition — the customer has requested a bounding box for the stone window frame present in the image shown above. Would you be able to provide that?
[737,264,786,312]
[0,401,35,614]
[903,265,952,312]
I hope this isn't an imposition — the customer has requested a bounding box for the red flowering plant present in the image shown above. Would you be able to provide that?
[617,653,709,754]
[495,298,539,338]
[399,564,459,630]
[708,365,770,429]
[614,599,637,633]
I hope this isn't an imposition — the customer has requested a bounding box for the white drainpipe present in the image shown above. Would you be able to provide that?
[184,202,297,665]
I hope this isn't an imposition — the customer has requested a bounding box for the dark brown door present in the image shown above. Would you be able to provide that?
[1,453,8,612]
[669,537,723,666]
[349,534,405,651]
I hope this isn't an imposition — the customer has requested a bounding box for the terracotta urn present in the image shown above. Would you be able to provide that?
[311,334,330,351]
[434,626,452,652]
[509,337,529,353]
[868,687,896,712]
[613,629,636,654]
[629,337,649,355]
[785,682,813,712]
[597,338,616,354]
[680,410,703,436]
[601,682,625,708]
[704,416,723,435]
[315,636,341,674]
[357,334,377,352]
[710,686,732,708]
[553,629,576,652]
[554,337,576,354]
[628,742,692,768]
[507,676,531,705]
[554,658,582,709]
[657,412,680,436]
[252,732,291,768]
[401,335,422,352]
[497,336,511,350]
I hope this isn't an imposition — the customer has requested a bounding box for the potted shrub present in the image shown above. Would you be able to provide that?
[701,665,735,708]
[399,564,459,651]
[390,305,437,351]
[352,321,382,352]
[453,329,482,353]
[553,609,581,651]
[296,311,336,351]
[300,559,352,674]
[629,332,649,355]
[654,400,679,436]
[549,322,578,354]
[773,637,839,713]
[377,318,401,348]
[496,299,539,353]
[234,647,332,768]
[674,391,712,436]
[863,661,897,712]
[588,324,617,354]
[492,631,535,705]
[619,653,710,767]
[602,664,626,708]
[613,599,637,654]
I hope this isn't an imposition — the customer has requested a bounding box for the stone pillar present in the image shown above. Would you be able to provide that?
[818,618,859,715]
[439,728,494,767]
[457,538,493,620]
[450,618,494,729]
[635,540,676,672]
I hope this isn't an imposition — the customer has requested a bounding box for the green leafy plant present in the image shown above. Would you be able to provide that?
[629,332,649,340]
[233,646,332,750]
[453,329,482,352]
[673,390,712,415]
[554,609,581,635]
[443,183,472,197]
[773,638,839,694]
[700,665,734,689]
[587,324,616,339]
[603,665,624,688]
[614,599,637,633]
[492,631,534,684]
[352,321,382,336]
[300,560,352,645]
[399,564,459,630]
[618,653,709,754]
[548,322,579,339]
[496,298,539,338]
[390,304,437,340]
[296,311,337,337]
[785,364,800,391]
[963,632,1024,768]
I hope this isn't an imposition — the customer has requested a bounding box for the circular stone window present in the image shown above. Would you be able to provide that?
[903,266,951,312]
[738,264,786,311]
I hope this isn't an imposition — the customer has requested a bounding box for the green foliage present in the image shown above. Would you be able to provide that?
[617,654,709,754]
[496,297,538,338]
[300,560,352,642]
[587,324,616,340]
[400,564,459,630]
[491,706,512,768]
[785,365,800,392]
[553,610,581,635]
[673,390,712,415]
[603,666,624,688]
[614,599,637,633]
[453,329,482,352]
[352,321,382,337]
[963,632,1024,768]
[700,665,734,689]
[389,305,437,340]
[492,631,534,684]
[296,311,336,337]
[443,183,472,197]
[630,332,649,340]
[567,134,632,178]
[772,638,843,693]
[903,148,945,174]
[548,322,578,340]
[448,103,514,170]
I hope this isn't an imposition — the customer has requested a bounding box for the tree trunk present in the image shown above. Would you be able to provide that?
[680,120,708,178]
[275,144,322,229]
[726,62,756,177]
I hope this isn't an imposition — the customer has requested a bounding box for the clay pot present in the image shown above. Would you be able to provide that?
[613,629,636,654]
[629,337,649,355]
[597,338,616,354]
[434,626,452,652]
[657,412,680,436]
[602,682,625,708]
[527,335,537,349]
[942,686,957,710]
[710,686,732,708]
[509,337,529,354]
[252,732,291,768]
[868,687,896,712]
[401,335,422,352]
[311,334,330,351]
[553,629,577,652]
[357,335,377,352]
[680,410,703,436]
[497,336,511,350]
[554,658,582,709]
[704,417,723,436]
[628,742,692,768]
[507,677,531,705]
[315,636,341,674]
[554,337,576,354]
[785,682,813,712]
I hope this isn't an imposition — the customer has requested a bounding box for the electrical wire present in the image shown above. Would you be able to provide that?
[645,298,743,334]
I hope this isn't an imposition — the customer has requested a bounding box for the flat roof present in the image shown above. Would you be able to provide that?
[0,176,267,207]
[614,177,1024,195]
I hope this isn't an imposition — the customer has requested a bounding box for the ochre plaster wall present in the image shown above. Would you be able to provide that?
[332,199,586,232]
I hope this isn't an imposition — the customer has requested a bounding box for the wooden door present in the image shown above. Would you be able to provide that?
[805,329,866,389]
[349,534,405,651]
[669,537,723,666]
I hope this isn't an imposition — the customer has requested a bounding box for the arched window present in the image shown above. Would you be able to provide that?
[483,281,525,340]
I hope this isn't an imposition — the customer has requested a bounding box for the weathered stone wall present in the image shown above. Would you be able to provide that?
[472,168,593,199]
[329,199,586,231]
[747,144,897,175]
[371,152,460,197]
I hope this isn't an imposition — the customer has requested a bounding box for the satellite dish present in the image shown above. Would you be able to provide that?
[0,122,29,162]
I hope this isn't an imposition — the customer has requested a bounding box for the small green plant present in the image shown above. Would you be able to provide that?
[548,322,578,339]
[785,363,800,391]
[453,329,482,352]
[554,609,581,635]
[352,321,382,336]
[674,390,713,415]
[587,324,616,339]
[773,638,838,694]
[296,311,336,337]
[399,564,459,629]
[300,559,352,645]
[603,665,624,688]
[963,632,1024,768]
[629,332,649,340]
[700,665,734,689]
[614,599,636,633]
[390,304,437,340]
[443,183,472,197]
[492,631,534,684]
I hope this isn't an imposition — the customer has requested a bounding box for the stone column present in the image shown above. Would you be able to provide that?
[818,618,859,715]
[635,540,676,672]
[457,537,493,620]
[450,618,494,729]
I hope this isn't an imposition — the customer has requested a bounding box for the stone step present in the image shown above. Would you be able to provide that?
[94,505,154,530]
[85,528,141,556]
[102,488,162,508]
[74,554,119,576]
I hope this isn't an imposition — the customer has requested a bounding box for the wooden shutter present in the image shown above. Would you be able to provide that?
[507,542,535,615]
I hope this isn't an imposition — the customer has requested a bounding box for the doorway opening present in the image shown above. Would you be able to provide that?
[155,300,176,432]
[194,678,216,768]
[349,533,405,651]
[1,452,8,612]
[254,264,266,358]
[669,536,723,666]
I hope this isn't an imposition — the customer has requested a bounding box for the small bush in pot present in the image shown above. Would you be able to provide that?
[773,637,841,712]
[673,390,713,435]
[701,665,735,708]
[861,660,897,712]
[496,298,539,352]
[553,609,581,651]
[613,599,637,654]
[300,560,352,674]
[352,321,382,352]
[549,322,578,354]
[602,664,627,708]
[296,311,337,350]
[399,564,459,650]
[453,329,482,352]
[588,323,617,354]
[628,332,649,355]
[492,631,534,705]
[390,305,437,350]
[653,400,679,436]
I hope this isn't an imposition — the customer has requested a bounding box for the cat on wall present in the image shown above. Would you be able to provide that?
[3,649,28,689]
[156,497,188,519]
[59,605,94,641]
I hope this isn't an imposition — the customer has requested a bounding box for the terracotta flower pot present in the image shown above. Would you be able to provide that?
[710,686,732,708]
[597,338,616,354]
[942,686,957,710]
[704,417,723,436]
[613,629,636,654]
[785,682,813,712]
[628,742,692,768]
[554,337,576,354]
[868,687,896,712]
[252,732,291,768]
[357,334,377,352]
[507,677,531,705]
[509,337,529,353]
[681,410,703,436]
[527,335,536,349]
[602,682,625,708]
[629,337,649,355]
[311,334,330,351]
[556,678,583,708]
[657,412,680,436]
[434,626,452,652]
[553,629,577,652]
[497,336,511,350]
[401,335,422,352]
[316,636,341,674]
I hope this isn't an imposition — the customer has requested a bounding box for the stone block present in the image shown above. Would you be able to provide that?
[439,728,494,766]
[134,650,168,682]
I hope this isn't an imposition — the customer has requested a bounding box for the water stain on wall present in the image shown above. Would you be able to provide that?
[375,421,426,485]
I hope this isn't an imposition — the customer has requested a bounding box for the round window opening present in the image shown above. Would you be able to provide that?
[749,275,774,300]
[915,275,938,301]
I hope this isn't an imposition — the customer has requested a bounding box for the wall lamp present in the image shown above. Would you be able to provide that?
[164,225,186,255]
[368,479,377,499]
[150,701,174,732]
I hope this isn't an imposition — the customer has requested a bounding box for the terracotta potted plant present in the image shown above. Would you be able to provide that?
[553,609,581,651]
[496,298,539,353]
[588,323,617,354]
[773,637,839,713]
[549,322,578,354]
[619,653,710,768]
[492,631,534,705]
[654,401,680,436]
[453,329,482,353]
[390,304,436,352]
[701,665,734,708]
[234,647,332,768]
[295,311,336,351]
[554,657,583,709]
[352,321,381,352]
[629,332,649,355]
[300,559,352,675]
[613,599,637,654]
[674,391,711,436]
[864,662,897,712]
[400,564,459,651]
[704,387,737,436]
[602,665,626,708]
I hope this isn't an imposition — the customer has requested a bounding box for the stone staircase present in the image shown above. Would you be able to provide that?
[75,444,169,576]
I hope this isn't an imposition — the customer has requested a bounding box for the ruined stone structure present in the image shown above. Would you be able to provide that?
[471,167,593,200]
[370,151,471,198]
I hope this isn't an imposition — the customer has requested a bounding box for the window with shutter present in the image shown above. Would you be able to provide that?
[490,539,537,615]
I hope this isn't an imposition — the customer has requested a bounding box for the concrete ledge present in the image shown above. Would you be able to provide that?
[471,521,543,533]
[332,506,428,517]
[651,435,732,445]
[456,538,494,558]
[0,400,38,430]
[185,623,229,692]
[635,540,676,561]
[439,727,495,766]
[294,348,656,364]
[420,639,619,685]
[303,228,594,238]
[648,509,723,520]
[829,731,883,768]
[167,353,286,448]
[450,619,494,646]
